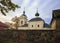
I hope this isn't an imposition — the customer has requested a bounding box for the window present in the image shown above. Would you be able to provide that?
[21,21,23,24]
[32,25,33,27]
[38,25,39,27]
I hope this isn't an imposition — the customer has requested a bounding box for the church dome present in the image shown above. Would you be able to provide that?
[29,10,44,22]
[22,11,26,16]
[20,10,27,18]
[35,8,40,17]
[29,17,44,22]
[35,12,39,16]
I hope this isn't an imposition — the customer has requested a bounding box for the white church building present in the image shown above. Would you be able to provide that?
[15,10,54,30]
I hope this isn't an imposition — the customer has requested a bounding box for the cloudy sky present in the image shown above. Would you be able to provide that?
[0,0,60,24]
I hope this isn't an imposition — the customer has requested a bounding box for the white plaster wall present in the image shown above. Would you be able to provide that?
[18,27,54,30]
[51,20,56,30]
[28,21,44,29]
[18,27,28,30]
[18,18,27,26]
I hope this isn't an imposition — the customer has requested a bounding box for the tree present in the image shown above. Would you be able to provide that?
[0,0,20,16]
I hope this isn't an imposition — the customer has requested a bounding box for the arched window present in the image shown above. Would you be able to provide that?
[21,21,23,24]
[32,25,33,27]
[38,25,39,27]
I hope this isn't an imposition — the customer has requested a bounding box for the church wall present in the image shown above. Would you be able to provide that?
[18,27,28,30]
[28,21,44,29]
[18,26,54,30]
[51,19,56,30]
[0,30,55,43]
[18,18,27,26]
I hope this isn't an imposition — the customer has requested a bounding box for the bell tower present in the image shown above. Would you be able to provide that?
[51,9,60,43]
[19,10,27,26]
[51,9,60,30]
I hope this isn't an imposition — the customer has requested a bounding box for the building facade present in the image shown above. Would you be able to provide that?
[50,9,60,30]
[11,9,60,30]
[11,10,53,30]
[50,9,60,43]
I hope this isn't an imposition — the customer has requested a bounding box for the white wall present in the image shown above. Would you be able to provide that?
[28,21,44,29]
[18,27,54,30]
[18,27,28,30]
[18,17,27,26]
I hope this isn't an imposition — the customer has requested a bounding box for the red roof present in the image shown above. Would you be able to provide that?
[0,22,8,30]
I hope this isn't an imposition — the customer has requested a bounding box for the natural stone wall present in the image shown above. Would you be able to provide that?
[55,31,60,43]
[0,30,55,43]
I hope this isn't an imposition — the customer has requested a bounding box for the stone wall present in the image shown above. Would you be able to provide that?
[0,30,56,43]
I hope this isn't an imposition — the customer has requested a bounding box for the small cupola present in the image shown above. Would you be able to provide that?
[22,10,26,16]
[19,9,28,26]
[29,9,44,22]
[35,12,39,17]
[35,8,40,17]
[20,10,27,18]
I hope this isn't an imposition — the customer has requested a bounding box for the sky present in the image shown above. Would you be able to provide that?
[0,0,60,24]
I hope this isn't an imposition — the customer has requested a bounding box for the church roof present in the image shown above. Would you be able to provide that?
[44,23,51,28]
[0,22,9,30]
[29,9,44,22]
[21,14,27,17]
[29,17,44,22]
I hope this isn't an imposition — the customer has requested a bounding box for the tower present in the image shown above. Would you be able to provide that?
[18,10,27,26]
[51,9,60,30]
[51,9,60,43]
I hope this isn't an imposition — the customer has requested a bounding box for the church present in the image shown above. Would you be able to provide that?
[15,10,54,30]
